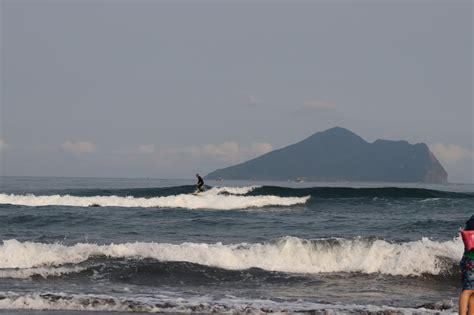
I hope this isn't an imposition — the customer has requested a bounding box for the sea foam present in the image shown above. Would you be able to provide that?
[0,186,307,210]
[0,236,463,277]
[205,185,260,195]
[0,291,454,314]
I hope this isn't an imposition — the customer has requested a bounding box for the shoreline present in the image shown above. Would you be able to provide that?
[0,312,164,315]
[0,307,455,315]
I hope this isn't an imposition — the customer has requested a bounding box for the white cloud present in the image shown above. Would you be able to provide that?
[430,143,474,182]
[62,141,96,155]
[0,138,7,151]
[137,144,155,154]
[202,142,240,158]
[430,143,473,164]
[154,141,273,164]
[156,142,240,163]
[249,142,273,156]
[246,95,262,107]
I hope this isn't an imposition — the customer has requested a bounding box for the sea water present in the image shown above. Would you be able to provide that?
[0,176,473,314]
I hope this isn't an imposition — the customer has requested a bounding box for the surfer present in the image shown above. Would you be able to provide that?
[196,174,204,192]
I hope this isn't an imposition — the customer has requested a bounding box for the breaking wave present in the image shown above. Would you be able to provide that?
[205,185,260,195]
[0,185,471,210]
[0,190,307,210]
[0,266,86,279]
[0,236,462,277]
[4,184,473,198]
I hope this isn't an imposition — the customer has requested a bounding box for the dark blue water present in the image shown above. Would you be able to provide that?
[0,177,472,313]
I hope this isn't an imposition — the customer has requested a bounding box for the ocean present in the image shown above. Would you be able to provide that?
[0,176,473,314]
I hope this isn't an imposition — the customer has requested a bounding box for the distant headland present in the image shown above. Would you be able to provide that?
[206,127,448,183]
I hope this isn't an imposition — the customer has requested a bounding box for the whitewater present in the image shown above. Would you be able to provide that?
[0,237,464,278]
[0,292,455,314]
[0,186,309,210]
[0,177,472,314]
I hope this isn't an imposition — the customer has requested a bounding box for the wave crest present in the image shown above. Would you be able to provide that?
[0,237,462,277]
[205,185,260,195]
[0,190,308,210]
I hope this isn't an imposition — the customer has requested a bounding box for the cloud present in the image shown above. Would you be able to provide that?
[245,95,262,107]
[430,143,473,163]
[249,142,273,156]
[430,143,474,183]
[0,138,7,151]
[137,144,155,154]
[156,142,240,163]
[293,100,337,114]
[201,142,240,158]
[61,141,96,155]
[154,141,273,164]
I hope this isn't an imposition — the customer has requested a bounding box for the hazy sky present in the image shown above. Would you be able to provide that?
[1,0,473,183]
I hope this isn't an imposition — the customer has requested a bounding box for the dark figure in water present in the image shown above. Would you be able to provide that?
[196,174,204,192]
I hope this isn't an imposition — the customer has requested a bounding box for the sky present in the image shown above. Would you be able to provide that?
[1,0,473,183]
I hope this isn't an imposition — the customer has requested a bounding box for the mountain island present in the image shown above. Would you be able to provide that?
[206,127,447,183]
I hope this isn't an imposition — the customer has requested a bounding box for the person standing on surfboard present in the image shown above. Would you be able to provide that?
[196,174,204,192]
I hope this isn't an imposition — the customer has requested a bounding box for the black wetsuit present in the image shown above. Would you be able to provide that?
[197,176,204,192]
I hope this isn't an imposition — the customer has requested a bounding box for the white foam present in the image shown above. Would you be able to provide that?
[0,292,128,312]
[0,192,308,210]
[204,185,260,195]
[0,291,455,314]
[0,266,85,279]
[0,237,463,276]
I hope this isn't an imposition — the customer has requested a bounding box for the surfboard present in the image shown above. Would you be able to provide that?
[193,188,205,195]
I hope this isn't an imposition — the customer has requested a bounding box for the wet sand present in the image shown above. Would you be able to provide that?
[0,309,446,315]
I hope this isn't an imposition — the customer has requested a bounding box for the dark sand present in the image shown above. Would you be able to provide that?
[0,312,168,315]
[0,309,437,315]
